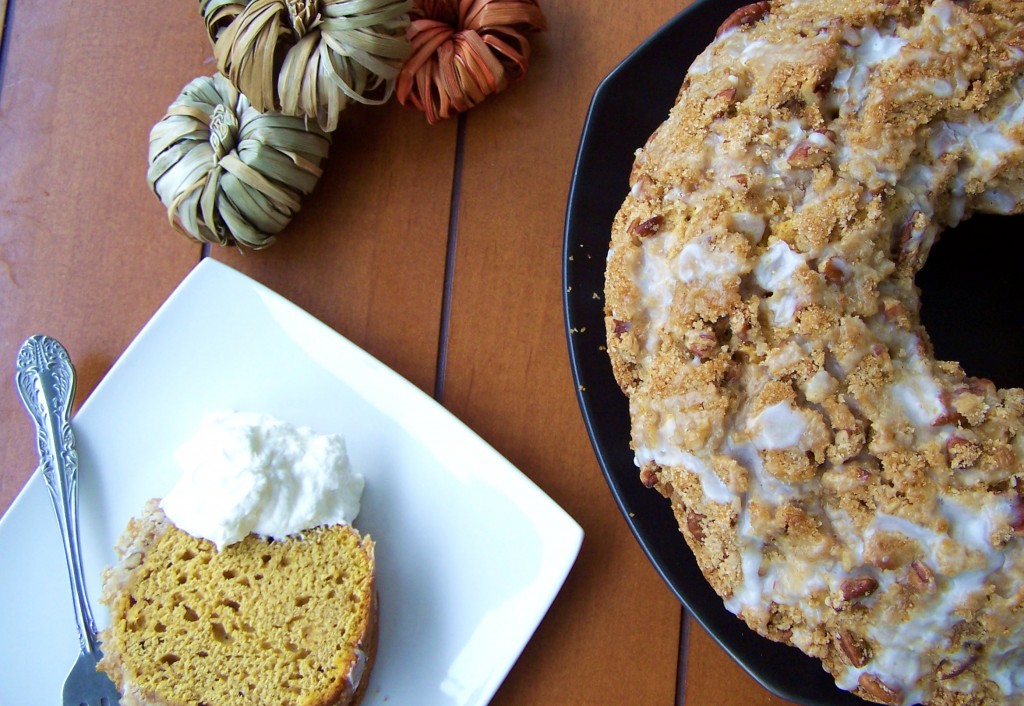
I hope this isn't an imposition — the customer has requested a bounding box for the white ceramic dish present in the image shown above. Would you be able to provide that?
[0,258,583,705]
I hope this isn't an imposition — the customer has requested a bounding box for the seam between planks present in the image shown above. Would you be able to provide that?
[432,112,467,403]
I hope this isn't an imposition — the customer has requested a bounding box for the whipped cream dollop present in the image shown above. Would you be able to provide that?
[161,411,364,550]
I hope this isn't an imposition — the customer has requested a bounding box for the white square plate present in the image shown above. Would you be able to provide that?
[0,258,583,704]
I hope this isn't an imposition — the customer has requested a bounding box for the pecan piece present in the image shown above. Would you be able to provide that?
[686,510,706,543]
[907,560,936,593]
[685,328,718,360]
[946,435,982,470]
[836,630,868,668]
[715,87,737,102]
[716,1,771,37]
[968,377,996,397]
[774,628,793,642]
[893,210,925,265]
[630,173,655,200]
[787,141,829,168]
[821,256,849,285]
[937,650,979,680]
[840,576,879,601]
[932,390,966,427]
[1010,494,1024,532]
[858,673,903,705]
[639,466,659,488]
[788,130,836,168]
[633,215,664,237]
[879,297,906,323]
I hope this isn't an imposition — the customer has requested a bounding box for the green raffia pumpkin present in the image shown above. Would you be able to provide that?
[147,73,331,249]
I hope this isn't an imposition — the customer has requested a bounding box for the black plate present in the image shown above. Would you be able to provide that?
[564,0,1022,703]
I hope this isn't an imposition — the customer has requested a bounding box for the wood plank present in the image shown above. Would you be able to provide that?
[0,0,206,514]
[442,1,687,702]
[210,101,457,395]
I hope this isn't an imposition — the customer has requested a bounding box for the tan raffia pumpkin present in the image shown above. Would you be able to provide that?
[147,73,331,249]
[201,0,413,132]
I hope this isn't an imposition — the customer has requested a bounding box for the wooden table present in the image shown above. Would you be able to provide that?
[0,1,799,704]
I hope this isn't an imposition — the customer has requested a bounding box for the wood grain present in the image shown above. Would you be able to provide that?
[0,0,205,514]
[209,101,458,395]
[441,1,687,702]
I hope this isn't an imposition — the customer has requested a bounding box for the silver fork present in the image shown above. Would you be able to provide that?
[16,335,121,706]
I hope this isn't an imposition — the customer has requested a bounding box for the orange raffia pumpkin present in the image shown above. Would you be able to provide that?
[396,0,546,124]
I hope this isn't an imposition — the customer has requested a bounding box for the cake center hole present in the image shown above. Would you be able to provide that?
[916,213,1023,390]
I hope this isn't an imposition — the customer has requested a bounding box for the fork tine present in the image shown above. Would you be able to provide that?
[62,651,121,706]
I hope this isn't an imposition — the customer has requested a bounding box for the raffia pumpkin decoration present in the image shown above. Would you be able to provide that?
[396,0,546,124]
[147,73,331,249]
[201,0,414,131]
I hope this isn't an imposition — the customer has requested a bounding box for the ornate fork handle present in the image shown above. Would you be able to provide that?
[15,335,100,656]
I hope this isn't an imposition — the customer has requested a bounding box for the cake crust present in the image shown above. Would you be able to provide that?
[604,1,1024,704]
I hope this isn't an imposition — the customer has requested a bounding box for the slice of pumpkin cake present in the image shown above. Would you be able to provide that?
[98,412,377,706]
